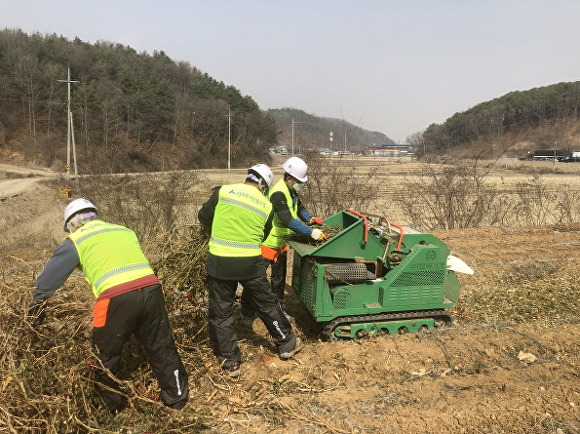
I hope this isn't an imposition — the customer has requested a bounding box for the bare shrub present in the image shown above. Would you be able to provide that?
[394,164,513,230]
[34,133,63,168]
[513,176,558,226]
[55,171,199,243]
[299,151,381,218]
[391,162,580,229]
[555,188,580,224]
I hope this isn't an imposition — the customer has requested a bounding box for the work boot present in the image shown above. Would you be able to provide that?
[223,361,241,378]
[279,337,303,360]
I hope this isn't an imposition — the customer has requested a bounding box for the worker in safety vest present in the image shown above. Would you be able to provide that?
[198,164,303,378]
[27,199,189,413]
[240,157,324,325]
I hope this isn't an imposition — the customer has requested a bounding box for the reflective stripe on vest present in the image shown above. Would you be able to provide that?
[210,236,261,250]
[209,184,272,257]
[262,179,298,249]
[220,197,269,219]
[68,220,155,297]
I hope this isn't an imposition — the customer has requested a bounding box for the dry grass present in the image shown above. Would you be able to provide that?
[3,248,578,432]
[1,159,580,432]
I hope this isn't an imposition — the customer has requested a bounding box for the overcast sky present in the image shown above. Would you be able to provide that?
[2,1,579,142]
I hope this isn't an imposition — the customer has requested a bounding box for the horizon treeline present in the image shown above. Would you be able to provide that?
[0,29,278,172]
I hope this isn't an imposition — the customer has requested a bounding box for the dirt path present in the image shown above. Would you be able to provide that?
[0,163,59,199]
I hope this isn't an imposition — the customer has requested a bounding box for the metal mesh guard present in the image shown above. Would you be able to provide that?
[391,270,445,287]
[324,263,368,282]
[302,259,317,310]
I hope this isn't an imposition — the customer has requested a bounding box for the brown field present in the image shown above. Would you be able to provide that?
[1,158,579,433]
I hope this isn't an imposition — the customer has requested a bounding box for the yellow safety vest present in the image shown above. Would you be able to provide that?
[209,183,273,257]
[68,220,155,298]
[262,179,298,249]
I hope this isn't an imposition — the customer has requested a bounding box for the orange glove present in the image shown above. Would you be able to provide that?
[310,217,323,225]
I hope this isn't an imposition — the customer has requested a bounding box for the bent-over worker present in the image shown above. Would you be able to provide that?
[27,198,189,413]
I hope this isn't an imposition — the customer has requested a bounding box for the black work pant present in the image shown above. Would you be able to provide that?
[208,274,296,369]
[241,252,288,318]
[92,284,188,413]
[266,252,288,306]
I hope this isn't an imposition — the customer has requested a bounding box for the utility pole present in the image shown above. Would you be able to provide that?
[70,111,78,178]
[329,131,334,164]
[291,118,301,155]
[57,67,79,179]
[225,109,234,171]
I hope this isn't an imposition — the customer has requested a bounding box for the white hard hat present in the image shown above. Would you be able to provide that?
[283,157,308,183]
[63,198,97,231]
[248,164,274,189]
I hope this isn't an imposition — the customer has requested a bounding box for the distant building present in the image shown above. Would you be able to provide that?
[365,144,414,157]
[269,146,291,155]
[318,149,352,157]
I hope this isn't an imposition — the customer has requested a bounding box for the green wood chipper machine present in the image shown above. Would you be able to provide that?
[288,209,473,341]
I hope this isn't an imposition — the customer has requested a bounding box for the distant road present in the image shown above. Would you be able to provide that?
[0,156,417,200]
[0,163,59,199]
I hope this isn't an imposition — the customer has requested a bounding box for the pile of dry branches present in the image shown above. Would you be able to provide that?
[287,224,342,245]
[152,225,209,303]
[149,224,210,344]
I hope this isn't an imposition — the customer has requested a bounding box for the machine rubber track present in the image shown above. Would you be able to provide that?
[322,309,452,341]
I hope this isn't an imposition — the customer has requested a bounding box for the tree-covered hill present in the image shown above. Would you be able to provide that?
[416,81,580,158]
[267,108,394,154]
[0,29,397,173]
[0,29,278,173]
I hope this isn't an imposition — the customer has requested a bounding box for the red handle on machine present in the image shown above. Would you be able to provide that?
[346,210,405,249]
[345,209,369,243]
[388,222,404,251]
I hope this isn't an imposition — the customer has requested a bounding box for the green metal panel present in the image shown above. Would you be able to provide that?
[444,271,461,303]
[380,286,444,309]
[293,246,451,321]
[330,283,381,311]
[383,243,448,286]
[288,209,461,330]
[293,257,335,319]
[377,243,448,310]
[290,241,317,258]
[293,255,317,313]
